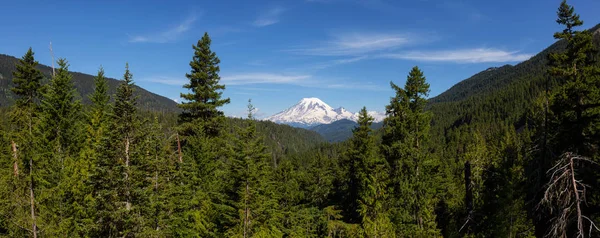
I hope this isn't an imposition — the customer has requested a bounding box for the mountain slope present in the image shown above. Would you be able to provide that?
[430,24,600,106]
[225,117,326,161]
[0,54,179,112]
[313,24,600,143]
[310,119,383,142]
[427,23,600,144]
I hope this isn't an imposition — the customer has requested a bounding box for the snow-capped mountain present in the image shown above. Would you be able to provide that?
[265,97,384,127]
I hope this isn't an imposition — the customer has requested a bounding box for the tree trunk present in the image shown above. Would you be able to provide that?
[28,108,37,238]
[125,137,131,211]
[569,156,584,235]
[244,177,249,238]
[176,133,182,163]
[11,141,18,176]
[464,161,473,234]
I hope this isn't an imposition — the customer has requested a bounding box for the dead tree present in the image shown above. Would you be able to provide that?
[540,152,600,238]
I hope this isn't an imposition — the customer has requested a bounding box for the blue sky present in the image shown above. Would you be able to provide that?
[2,0,600,118]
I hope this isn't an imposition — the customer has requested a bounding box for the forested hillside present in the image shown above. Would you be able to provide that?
[310,119,383,142]
[0,1,599,237]
[0,54,179,112]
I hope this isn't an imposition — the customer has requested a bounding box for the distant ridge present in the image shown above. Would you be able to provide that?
[0,53,180,112]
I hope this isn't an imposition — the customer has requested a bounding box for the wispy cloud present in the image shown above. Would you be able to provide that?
[144,76,187,86]
[287,32,423,56]
[129,14,198,43]
[253,6,285,27]
[145,73,385,91]
[381,48,532,63]
[327,82,387,91]
[222,73,311,85]
[312,56,368,69]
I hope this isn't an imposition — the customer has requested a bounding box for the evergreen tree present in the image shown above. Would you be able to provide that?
[173,32,231,236]
[73,67,112,236]
[6,48,44,237]
[139,117,171,236]
[36,58,83,235]
[381,66,440,236]
[179,32,230,137]
[548,0,600,156]
[535,1,600,236]
[93,63,143,237]
[226,100,281,237]
[347,107,394,236]
[39,58,82,156]
[11,48,43,110]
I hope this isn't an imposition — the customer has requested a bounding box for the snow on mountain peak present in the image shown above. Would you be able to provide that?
[265,97,385,127]
[300,97,326,104]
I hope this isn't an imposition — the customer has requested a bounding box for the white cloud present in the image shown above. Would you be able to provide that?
[382,48,532,63]
[287,32,419,56]
[222,73,311,85]
[253,7,285,27]
[129,14,198,43]
[144,77,187,86]
[312,56,368,69]
[327,82,387,91]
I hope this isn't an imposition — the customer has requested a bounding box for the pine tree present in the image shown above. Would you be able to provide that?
[11,48,43,110]
[179,32,230,137]
[172,32,231,236]
[73,67,112,236]
[36,58,83,235]
[92,63,142,237]
[536,1,600,236]
[226,100,282,237]
[381,66,440,236]
[348,107,394,236]
[39,58,82,156]
[140,117,173,236]
[548,0,600,156]
[7,48,44,237]
[89,66,111,133]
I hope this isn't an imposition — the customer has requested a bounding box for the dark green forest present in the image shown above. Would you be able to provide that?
[1,1,600,237]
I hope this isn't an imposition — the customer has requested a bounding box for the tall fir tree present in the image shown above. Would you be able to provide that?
[173,32,231,236]
[93,63,143,237]
[381,66,440,236]
[138,117,172,236]
[179,32,230,137]
[37,58,83,236]
[7,48,44,237]
[347,107,394,236]
[226,100,281,237]
[74,67,112,236]
[548,0,600,156]
[534,0,600,236]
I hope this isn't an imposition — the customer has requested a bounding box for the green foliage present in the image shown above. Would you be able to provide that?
[349,108,395,236]
[531,1,600,236]
[10,48,43,109]
[224,100,282,237]
[36,58,84,236]
[382,66,440,236]
[179,32,230,137]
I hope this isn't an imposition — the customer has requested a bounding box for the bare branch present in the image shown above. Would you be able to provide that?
[539,152,599,238]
